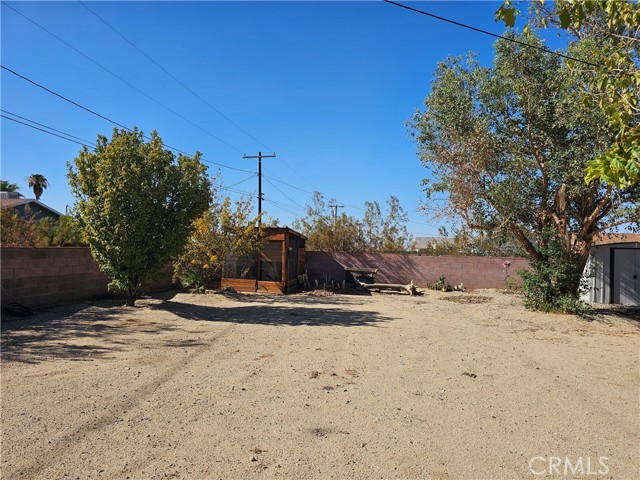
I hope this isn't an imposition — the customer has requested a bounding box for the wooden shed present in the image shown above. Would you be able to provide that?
[221,227,306,294]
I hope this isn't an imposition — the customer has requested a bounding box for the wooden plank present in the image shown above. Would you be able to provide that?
[221,278,284,294]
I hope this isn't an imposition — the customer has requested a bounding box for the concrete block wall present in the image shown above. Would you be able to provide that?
[306,251,529,290]
[1,248,173,309]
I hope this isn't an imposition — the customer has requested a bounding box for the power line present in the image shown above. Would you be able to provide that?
[219,186,256,197]
[262,198,304,217]
[263,176,306,210]
[1,65,133,133]
[225,174,258,189]
[1,66,256,175]
[4,106,433,229]
[1,109,96,146]
[77,2,321,191]
[383,0,605,70]
[77,1,272,152]
[3,2,243,153]
[262,173,316,195]
[1,114,95,148]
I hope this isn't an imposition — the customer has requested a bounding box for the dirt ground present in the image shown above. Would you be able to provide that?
[2,289,639,479]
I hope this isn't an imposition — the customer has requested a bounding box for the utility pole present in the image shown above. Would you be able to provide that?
[243,151,276,292]
[243,151,276,226]
[328,203,344,227]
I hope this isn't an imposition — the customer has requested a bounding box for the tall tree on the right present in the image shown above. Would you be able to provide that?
[409,33,639,312]
[496,0,640,187]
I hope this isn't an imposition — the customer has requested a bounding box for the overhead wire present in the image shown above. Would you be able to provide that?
[383,0,623,73]
[1,109,97,146]
[78,2,323,189]
[4,2,447,230]
[263,177,306,210]
[1,66,256,174]
[77,1,271,152]
[262,198,304,217]
[3,1,244,153]
[224,174,258,189]
[1,114,96,148]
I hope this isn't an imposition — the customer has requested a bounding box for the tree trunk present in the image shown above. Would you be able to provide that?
[125,293,136,307]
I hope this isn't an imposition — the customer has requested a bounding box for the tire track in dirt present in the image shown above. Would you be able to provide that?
[12,323,236,479]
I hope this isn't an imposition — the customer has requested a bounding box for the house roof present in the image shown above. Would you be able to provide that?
[412,236,455,249]
[0,198,63,217]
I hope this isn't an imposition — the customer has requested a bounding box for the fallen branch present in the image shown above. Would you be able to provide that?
[357,280,417,296]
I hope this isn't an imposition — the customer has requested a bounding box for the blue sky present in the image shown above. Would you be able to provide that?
[2,1,549,235]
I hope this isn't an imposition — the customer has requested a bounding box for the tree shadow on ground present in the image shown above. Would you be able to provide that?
[589,305,640,325]
[1,294,390,364]
[207,288,373,306]
[149,299,389,328]
[1,300,178,364]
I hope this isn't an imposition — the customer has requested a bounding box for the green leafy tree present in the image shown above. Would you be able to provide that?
[293,192,367,252]
[294,192,413,253]
[0,180,21,194]
[67,128,211,306]
[496,0,640,187]
[27,174,49,201]
[0,207,84,247]
[0,208,41,246]
[363,196,413,253]
[173,191,264,292]
[409,33,639,311]
[36,215,85,247]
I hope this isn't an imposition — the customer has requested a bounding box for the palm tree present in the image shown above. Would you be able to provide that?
[0,180,21,194]
[27,174,49,201]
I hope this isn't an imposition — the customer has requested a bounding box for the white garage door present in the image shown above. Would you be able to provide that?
[613,249,640,306]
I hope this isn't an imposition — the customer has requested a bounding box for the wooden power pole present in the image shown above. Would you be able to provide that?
[328,203,344,227]
[243,151,276,291]
[243,151,276,226]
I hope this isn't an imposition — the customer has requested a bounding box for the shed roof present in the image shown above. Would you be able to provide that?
[593,233,640,245]
[264,226,307,240]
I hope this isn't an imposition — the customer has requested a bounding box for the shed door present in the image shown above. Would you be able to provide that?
[613,249,640,306]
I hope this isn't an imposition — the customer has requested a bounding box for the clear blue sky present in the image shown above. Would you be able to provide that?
[2,1,556,235]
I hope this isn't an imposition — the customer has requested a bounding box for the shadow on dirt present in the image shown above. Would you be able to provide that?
[589,305,640,324]
[1,292,389,364]
[148,299,388,328]
[1,299,181,364]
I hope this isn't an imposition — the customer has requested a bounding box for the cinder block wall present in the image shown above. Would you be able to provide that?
[1,248,173,309]
[306,252,529,290]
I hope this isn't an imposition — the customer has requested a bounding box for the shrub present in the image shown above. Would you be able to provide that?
[518,233,592,315]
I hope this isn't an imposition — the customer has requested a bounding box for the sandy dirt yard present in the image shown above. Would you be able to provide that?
[2,289,639,479]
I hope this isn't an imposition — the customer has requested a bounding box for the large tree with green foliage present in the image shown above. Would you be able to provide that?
[496,0,640,187]
[68,128,211,306]
[410,33,639,311]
